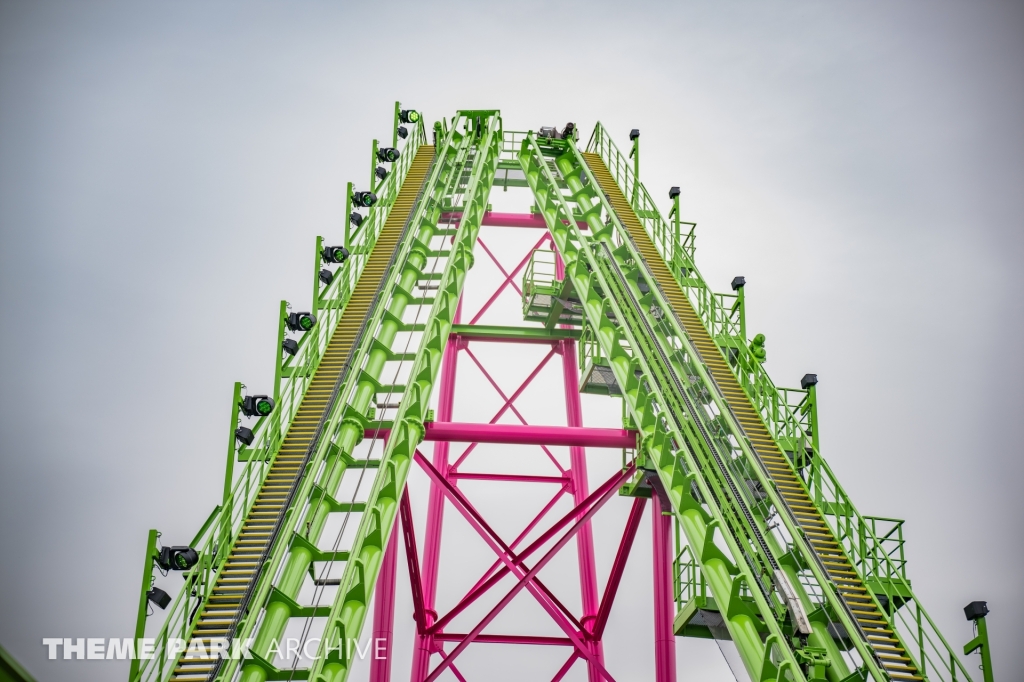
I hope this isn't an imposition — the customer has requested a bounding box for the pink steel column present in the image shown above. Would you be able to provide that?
[560,338,605,680]
[652,492,677,682]
[370,526,398,682]
[410,303,462,681]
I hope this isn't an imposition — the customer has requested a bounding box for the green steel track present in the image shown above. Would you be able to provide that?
[130,111,982,682]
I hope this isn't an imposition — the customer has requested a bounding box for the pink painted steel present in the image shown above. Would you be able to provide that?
[451,472,569,484]
[593,496,647,640]
[477,238,523,297]
[451,328,575,344]
[460,344,566,472]
[460,483,568,600]
[370,525,399,682]
[422,463,634,682]
[451,346,559,469]
[399,490,428,635]
[410,304,462,682]
[400,213,659,681]
[367,422,636,449]
[414,451,587,635]
[435,421,635,448]
[413,453,631,637]
[652,492,678,682]
[469,233,551,324]
[440,211,588,229]
[552,653,581,682]
[559,338,606,681]
[433,634,572,646]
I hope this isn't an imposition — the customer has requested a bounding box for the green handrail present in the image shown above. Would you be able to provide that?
[130,121,426,682]
[588,121,973,681]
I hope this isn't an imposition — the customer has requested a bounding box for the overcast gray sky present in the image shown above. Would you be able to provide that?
[1,1,1022,681]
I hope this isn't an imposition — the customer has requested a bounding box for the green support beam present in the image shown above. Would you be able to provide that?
[126,111,983,682]
[308,110,501,682]
[129,529,159,682]
[0,644,37,682]
[519,132,806,682]
[209,111,503,682]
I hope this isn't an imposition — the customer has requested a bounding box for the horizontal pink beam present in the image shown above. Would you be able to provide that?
[442,211,589,230]
[367,422,637,449]
[433,633,573,647]
[452,472,570,484]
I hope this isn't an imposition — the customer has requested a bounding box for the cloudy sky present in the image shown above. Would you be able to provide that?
[1,1,1021,680]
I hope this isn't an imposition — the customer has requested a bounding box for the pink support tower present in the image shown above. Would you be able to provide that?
[358,210,679,682]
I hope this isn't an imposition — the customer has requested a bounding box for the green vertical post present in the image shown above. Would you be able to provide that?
[129,528,159,681]
[730,276,746,341]
[806,384,820,454]
[370,139,379,190]
[313,236,323,318]
[343,182,353,250]
[273,300,287,403]
[964,603,994,682]
[628,129,640,202]
[392,101,401,147]
[802,374,821,504]
[736,286,746,340]
[221,381,242,542]
[668,186,680,263]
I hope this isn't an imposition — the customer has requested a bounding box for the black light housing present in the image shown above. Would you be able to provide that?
[731,276,746,291]
[157,546,199,571]
[352,190,377,208]
[147,587,171,610]
[235,426,254,445]
[397,126,408,140]
[629,128,640,141]
[241,395,275,418]
[669,186,681,200]
[286,311,317,332]
[349,211,364,227]
[375,166,388,181]
[964,601,989,621]
[801,373,818,389]
[282,338,299,356]
[561,122,575,139]
[319,268,334,286]
[322,245,349,264]
[399,109,420,124]
[377,147,400,163]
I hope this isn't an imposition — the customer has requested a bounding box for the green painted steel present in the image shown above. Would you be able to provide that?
[305,111,501,682]
[585,122,976,682]
[519,131,808,682]
[0,644,37,682]
[219,113,501,682]
[128,110,985,682]
[130,112,430,682]
[964,613,994,682]
[130,528,160,682]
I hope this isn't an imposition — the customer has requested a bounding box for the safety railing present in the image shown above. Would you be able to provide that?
[521,248,559,317]
[673,545,705,611]
[131,121,426,682]
[586,120,972,681]
[501,130,530,162]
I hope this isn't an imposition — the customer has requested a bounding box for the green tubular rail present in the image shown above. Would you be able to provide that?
[520,130,960,681]
[306,111,501,682]
[219,110,501,682]
[130,121,428,682]
[587,122,974,682]
[559,141,881,680]
[519,132,807,682]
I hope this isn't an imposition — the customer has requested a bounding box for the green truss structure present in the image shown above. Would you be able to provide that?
[128,108,991,682]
